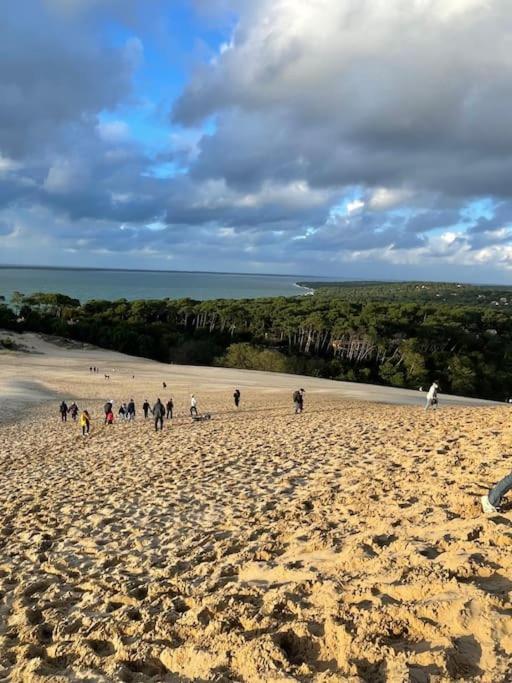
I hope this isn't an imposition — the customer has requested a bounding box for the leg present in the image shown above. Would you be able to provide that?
[489,473,512,507]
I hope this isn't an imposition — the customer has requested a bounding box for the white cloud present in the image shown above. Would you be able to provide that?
[0,155,21,174]
[96,120,131,143]
[346,199,365,214]
[368,188,412,211]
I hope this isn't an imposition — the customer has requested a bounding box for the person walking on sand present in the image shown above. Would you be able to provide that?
[60,401,68,422]
[153,398,165,431]
[166,398,174,419]
[80,409,90,436]
[69,402,79,421]
[127,399,136,421]
[103,400,113,424]
[142,399,150,419]
[233,388,241,408]
[293,389,303,414]
[482,473,512,513]
[190,394,198,417]
[425,381,439,411]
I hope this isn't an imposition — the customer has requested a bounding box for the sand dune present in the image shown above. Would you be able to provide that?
[0,333,510,682]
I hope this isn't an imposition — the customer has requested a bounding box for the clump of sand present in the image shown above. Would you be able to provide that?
[0,335,510,682]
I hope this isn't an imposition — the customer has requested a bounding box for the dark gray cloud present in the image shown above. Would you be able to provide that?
[174,0,512,202]
[1,0,512,279]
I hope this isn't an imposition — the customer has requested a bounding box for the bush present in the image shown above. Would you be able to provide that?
[217,343,287,373]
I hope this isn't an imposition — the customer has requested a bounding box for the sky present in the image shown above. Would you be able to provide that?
[1,0,512,282]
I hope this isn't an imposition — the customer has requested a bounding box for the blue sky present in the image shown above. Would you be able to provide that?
[1,0,512,283]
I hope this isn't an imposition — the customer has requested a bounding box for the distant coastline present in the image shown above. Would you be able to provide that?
[0,267,320,303]
[294,282,315,296]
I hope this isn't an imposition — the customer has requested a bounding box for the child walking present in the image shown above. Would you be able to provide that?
[80,410,91,436]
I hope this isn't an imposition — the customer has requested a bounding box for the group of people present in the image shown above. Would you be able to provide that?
[59,401,90,435]
[60,389,243,435]
[59,379,512,514]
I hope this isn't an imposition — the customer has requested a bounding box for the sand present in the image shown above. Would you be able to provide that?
[0,332,511,682]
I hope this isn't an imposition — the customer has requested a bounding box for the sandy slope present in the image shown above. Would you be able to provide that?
[0,334,511,682]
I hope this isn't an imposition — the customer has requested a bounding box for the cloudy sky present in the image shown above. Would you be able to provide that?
[1,0,512,282]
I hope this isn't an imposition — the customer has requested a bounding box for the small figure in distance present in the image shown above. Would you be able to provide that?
[166,397,174,419]
[482,473,512,513]
[127,398,136,421]
[69,401,79,421]
[233,388,241,408]
[60,400,68,422]
[80,409,91,436]
[119,403,127,420]
[103,400,113,424]
[190,394,198,417]
[106,408,114,425]
[89,366,92,373]
[163,381,167,389]
[142,399,150,419]
[425,381,439,411]
[153,398,165,431]
[293,388,305,414]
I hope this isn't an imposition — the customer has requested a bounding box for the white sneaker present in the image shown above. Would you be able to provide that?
[481,495,498,514]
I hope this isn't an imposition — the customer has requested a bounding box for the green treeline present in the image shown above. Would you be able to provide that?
[300,280,512,307]
[1,290,512,400]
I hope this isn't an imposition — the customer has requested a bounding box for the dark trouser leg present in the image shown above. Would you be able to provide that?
[82,426,85,436]
[155,416,163,431]
[190,407,197,416]
[489,473,512,507]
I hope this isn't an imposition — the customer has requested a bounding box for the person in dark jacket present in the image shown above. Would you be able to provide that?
[69,402,79,421]
[153,398,165,431]
[59,401,68,422]
[233,389,241,408]
[166,398,174,419]
[127,399,136,421]
[142,399,150,418]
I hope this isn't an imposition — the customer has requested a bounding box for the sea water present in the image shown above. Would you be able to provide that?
[0,267,319,303]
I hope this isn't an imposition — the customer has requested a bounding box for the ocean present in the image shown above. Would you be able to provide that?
[0,267,319,303]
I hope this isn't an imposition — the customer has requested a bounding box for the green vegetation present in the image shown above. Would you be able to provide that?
[300,280,512,307]
[0,337,16,351]
[1,286,512,401]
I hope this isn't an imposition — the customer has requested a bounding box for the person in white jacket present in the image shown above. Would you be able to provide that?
[190,394,198,416]
[425,382,439,410]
